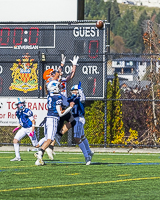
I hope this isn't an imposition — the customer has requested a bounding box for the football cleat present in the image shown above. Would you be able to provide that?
[85,156,91,165]
[35,159,44,166]
[34,151,44,165]
[10,157,21,161]
[34,152,38,159]
[46,147,54,160]
[89,151,94,161]
[55,134,62,146]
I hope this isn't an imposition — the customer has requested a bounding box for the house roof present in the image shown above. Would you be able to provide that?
[107,75,128,81]
[113,56,151,62]
[120,80,151,89]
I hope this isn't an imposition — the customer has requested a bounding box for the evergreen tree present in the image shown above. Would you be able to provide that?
[107,73,125,143]
[114,9,136,52]
[151,9,157,18]
[119,9,134,38]
[114,18,124,36]
[85,0,91,18]
[155,11,160,24]
[111,73,124,143]
[112,0,121,18]
[134,10,149,53]
[98,0,107,19]
[110,0,121,31]
[90,0,99,18]
[107,81,113,143]
[84,101,105,144]
[124,22,137,51]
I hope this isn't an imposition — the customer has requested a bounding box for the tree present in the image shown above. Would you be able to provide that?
[107,81,113,143]
[111,73,125,143]
[155,11,160,23]
[89,0,99,18]
[84,101,105,144]
[121,89,151,139]
[134,10,149,53]
[111,35,132,53]
[110,0,121,31]
[107,73,125,144]
[151,9,157,18]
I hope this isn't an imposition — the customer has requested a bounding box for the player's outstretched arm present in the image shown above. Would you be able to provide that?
[58,54,66,73]
[56,102,74,117]
[65,55,79,82]
[12,125,21,133]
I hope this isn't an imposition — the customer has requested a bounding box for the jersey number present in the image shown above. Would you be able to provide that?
[47,97,52,109]
[72,105,78,115]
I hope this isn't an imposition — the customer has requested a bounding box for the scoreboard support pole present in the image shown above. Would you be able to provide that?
[77,0,84,20]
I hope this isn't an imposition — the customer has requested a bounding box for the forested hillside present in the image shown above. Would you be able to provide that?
[85,0,160,53]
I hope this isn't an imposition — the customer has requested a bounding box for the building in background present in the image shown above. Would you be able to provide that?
[104,0,160,8]
[111,56,160,81]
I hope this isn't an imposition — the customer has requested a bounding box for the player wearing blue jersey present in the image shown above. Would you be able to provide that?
[54,55,79,145]
[10,98,38,161]
[68,82,94,165]
[35,80,74,165]
[35,55,78,160]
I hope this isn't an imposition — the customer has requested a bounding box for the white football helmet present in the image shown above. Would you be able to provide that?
[15,97,25,110]
[71,85,79,96]
[47,80,60,93]
[71,85,78,91]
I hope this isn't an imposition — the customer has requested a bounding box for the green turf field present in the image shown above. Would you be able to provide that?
[0,151,160,200]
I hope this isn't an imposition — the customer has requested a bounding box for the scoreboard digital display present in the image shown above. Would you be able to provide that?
[0,25,55,49]
[0,22,106,99]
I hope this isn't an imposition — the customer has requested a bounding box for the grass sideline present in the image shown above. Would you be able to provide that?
[0,152,160,199]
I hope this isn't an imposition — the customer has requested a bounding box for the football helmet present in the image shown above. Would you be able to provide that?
[15,97,25,110]
[43,69,53,80]
[71,85,79,96]
[47,80,60,93]
[43,69,59,81]
[71,82,81,92]
[71,85,78,91]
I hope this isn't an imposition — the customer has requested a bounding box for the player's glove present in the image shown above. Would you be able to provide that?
[29,131,34,137]
[61,54,66,65]
[69,55,79,66]
[12,127,20,133]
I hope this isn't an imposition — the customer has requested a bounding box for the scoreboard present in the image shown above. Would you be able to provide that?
[0,25,55,49]
[0,22,107,99]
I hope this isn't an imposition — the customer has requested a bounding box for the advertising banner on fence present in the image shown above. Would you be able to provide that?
[0,98,47,127]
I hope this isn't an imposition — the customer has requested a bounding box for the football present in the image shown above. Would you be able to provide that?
[96,20,104,29]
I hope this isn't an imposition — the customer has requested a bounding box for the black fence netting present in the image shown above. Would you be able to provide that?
[1,21,160,148]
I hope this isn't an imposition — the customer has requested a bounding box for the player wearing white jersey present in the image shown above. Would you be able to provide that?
[35,55,78,160]
[67,82,94,165]
[10,98,38,161]
[35,80,74,165]
[54,55,79,145]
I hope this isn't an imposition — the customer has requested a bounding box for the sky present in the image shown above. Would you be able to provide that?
[0,0,78,22]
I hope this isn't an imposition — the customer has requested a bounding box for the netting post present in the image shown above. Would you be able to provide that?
[68,128,73,147]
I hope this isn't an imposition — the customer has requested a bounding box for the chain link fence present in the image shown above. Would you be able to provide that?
[0,21,160,148]
[106,53,160,149]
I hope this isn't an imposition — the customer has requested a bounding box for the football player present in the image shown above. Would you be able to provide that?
[36,55,78,160]
[54,55,79,145]
[67,82,94,165]
[34,80,75,165]
[10,98,38,161]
